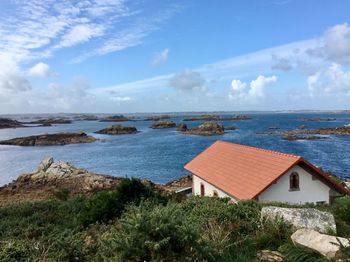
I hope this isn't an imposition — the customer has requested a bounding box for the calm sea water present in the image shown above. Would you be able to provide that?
[0,112,349,186]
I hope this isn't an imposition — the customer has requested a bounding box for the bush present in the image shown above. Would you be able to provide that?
[80,178,168,226]
[110,202,214,261]
[332,197,350,223]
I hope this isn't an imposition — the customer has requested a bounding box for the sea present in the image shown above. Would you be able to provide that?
[0,112,349,186]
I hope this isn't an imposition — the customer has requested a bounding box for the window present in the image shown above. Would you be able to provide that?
[289,172,300,191]
[213,190,218,197]
[200,183,205,197]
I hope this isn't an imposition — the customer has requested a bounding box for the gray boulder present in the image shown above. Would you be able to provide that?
[261,206,336,234]
[38,156,54,172]
[291,229,349,260]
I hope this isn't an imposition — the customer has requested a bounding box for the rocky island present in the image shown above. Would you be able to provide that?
[183,114,252,121]
[301,117,336,122]
[26,118,72,125]
[0,132,97,146]
[178,122,226,136]
[95,125,138,135]
[99,115,131,122]
[150,121,176,129]
[0,118,25,129]
[258,125,350,140]
[144,115,171,121]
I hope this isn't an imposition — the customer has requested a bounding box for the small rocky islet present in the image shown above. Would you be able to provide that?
[177,122,235,136]
[0,118,25,129]
[95,125,139,135]
[150,121,176,129]
[258,125,350,141]
[183,114,252,121]
[99,114,132,122]
[144,115,171,121]
[0,132,97,146]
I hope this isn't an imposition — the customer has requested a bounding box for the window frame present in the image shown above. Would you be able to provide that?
[289,172,300,191]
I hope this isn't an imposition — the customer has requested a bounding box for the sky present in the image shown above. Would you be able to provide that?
[0,0,350,114]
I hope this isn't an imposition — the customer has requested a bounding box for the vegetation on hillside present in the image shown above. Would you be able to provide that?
[1,178,350,261]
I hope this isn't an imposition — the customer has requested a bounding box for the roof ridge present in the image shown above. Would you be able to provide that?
[216,140,301,159]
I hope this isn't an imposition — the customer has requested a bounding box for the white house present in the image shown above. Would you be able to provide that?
[185,141,349,204]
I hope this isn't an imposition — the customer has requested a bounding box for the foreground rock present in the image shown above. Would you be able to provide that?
[99,115,131,122]
[183,114,252,121]
[95,125,138,135]
[0,118,25,129]
[0,132,97,146]
[291,229,349,260]
[182,122,225,136]
[261,206,336,234]
[0,157,121,205]
[163,175,192,191]
[176,123,188,132]
[256,250,285,262]
[144,115,171,121]
[150,121,176,129]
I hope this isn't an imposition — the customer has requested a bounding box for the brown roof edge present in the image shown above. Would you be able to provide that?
[254,158,350,199]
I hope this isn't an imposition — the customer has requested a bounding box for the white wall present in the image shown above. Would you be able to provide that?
[192,175,237,202]
[258,165,332,204]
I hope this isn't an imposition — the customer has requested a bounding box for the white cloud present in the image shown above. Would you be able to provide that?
[229,75,277,100]
[152,48,169,66]
[169,69,206,92]
[55,24,105,48]
[324,23,350,64]
[271,55,292,71]
[110,96,133,102]
[308,64,350,96]
[28,62,52,77]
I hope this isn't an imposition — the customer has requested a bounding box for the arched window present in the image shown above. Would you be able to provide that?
[200,183,205,196]
[290,172,300,191]
[213,190,218,197]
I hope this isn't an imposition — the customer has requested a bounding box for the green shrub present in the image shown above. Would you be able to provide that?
[53,188,71,201]
[332,197,350,223]
[257,218,293,250]
[80,178,168,226]
[110,202,214,262]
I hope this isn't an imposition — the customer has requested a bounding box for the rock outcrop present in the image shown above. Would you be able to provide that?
[0,118,25,129]
[163,175,192,191]
[176,123,188,132]
[256,250,286,262]
[0,157,121,205]
[301,118,336,122]
[150,121,176,129]
[181,122,225,136]
[95,125,138,135]
[282,134,326,141]
[27,118,72,125]
[291,229,349,260]
[261,206,336,234]
[0,132,97,146]
[257,126,350,139]
[183,114,252,121]
[144,115,171,121]
[99,115,131,122]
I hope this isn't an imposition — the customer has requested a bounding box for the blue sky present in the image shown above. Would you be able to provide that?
[0,0,350,113]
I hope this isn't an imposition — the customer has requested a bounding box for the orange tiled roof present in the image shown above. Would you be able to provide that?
[184,140,350,199]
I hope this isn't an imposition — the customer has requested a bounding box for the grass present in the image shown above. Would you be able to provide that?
[0,180,350,261]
